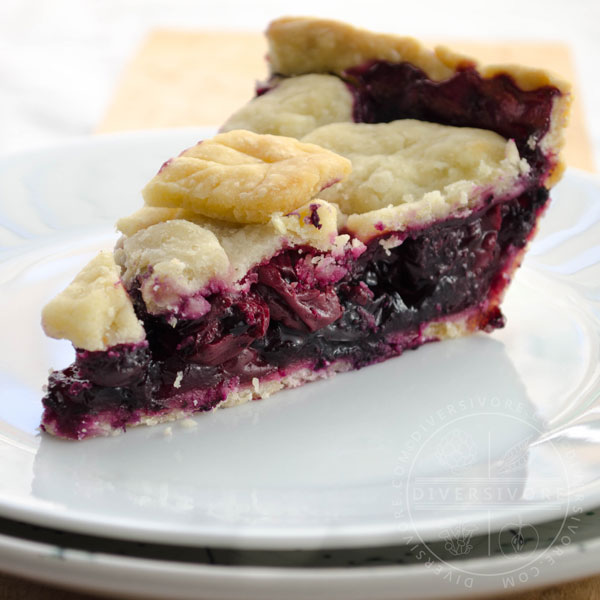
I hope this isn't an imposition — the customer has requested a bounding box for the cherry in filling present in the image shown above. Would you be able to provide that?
[42,187,548,439]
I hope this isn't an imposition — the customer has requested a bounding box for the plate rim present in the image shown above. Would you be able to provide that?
[0,130,599,551]
[1,522,600,600]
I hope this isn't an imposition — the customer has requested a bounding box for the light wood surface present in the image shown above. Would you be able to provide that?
[3,29,597,600]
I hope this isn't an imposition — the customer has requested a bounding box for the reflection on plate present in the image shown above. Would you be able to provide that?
[0,130,599,551]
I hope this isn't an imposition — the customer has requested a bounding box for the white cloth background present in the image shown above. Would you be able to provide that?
[0,0,598,168]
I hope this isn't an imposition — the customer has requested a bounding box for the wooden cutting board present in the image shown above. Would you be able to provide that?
[97,30,595,172]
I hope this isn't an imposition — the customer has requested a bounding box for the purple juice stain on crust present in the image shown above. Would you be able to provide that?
[42,187,549,439]
[157,158,172,174]
[158,141,206,174]
[256,80,272,96]
[305,204,322,229]
[320,178,343,192]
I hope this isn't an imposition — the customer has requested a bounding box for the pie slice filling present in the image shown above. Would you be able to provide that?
[40,17,570,439]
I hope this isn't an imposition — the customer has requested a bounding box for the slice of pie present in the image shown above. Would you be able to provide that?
[41,18,570,439]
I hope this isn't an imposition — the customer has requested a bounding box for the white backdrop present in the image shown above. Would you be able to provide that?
[0,0,598,168]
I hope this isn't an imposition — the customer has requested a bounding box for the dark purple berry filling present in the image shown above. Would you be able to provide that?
[42,187,548,439]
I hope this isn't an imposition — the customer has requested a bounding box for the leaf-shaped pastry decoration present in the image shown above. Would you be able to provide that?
[143,129,351,224]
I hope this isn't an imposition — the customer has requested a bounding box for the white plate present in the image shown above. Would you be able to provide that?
[1,507,600,599]
[0,130,599,550]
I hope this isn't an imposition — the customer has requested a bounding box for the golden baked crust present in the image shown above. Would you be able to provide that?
[142,129,351,224]
[221,74,354,139]
[267,16,570,93]
[41,252,145,351]
[267,17,466,81]
[302,120,529,219]
[264,17,571,188]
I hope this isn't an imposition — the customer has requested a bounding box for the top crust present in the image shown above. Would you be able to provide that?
[117,220,231,317]
[262,17,571,187]
[221,74,354,139]
[302,120,529,217]
[267,17,465,81]
[41,252,145,351]
[143,129,351,224]
[267,16,571,93]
